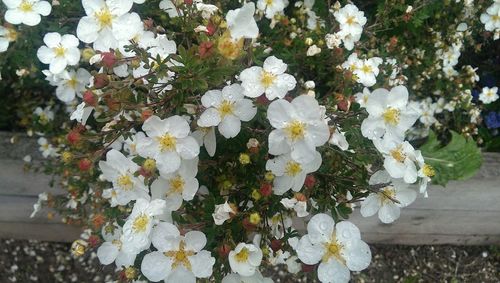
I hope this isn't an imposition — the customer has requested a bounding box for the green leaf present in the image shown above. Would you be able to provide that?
[420,131,482,186]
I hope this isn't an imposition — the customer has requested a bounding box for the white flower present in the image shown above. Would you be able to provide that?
[306,45,322,56]
[415,151,435,197]
[353,57,383,87]
[479,86,499,104]
[267,95,330,164]
[329,127,349,151]
[212,201,235,225]
[76,0,141,51]
[228,243,263,277]
[480,3,500,32]
[196,3,218,19]
[334,4,366,36]
[37,32,80,74]
[197,84,257,139]
[70,102,93,125]
[361,86,419,140]
[268,213,293,239]
[51,68,91,103]
[226,2,259,40]
[341,52,359,72]
[325,33,342,49]
[257,0,287,19]
[374,136,419,184]
[192,127,216,157]
[239,56,297,100]
[222,271,273,283]
[132,34,177,79]
[159,0,182,18]
[33,106,54,125]
[151,158,199,211]
[121,198,167,254]
[266,152,322,195]
[37,137,58,158]
[97,224,137,267]
[136,115,200,175]
[0,26,17,52]
[3,0,51,26]
[281,196,309,217]
[99,149,149,206]
[296,214,371,283]
[360,170,416,223]
[141,222,215,282]
[418,99,437,126]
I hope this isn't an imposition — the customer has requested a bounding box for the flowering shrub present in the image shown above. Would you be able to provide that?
[0,0,497,282]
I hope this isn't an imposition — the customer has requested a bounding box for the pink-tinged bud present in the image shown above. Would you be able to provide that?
[83,91,97,107]
[304,174,316,189]
[93,74,109,89]
[78,159,92,171]
[101,52,117,69]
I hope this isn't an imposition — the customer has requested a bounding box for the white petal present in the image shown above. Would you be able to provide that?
[378,203,400,223]
[166,267,196,283]
[96,242,119,265]
[198,108,222,127]
[306,213,334,245]
[141,251,172,282]
[189,251,215,278]
[176,136,200,159]
[296,235,323,265]
[184,231,207,252]
[318,260,350,283]
[343,239,371,271]
[218,115,241,138]
[335,221,361,243]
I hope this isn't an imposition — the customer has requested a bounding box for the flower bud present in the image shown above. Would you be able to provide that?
[67,130,81,145]
[83,90,97,107]
[93,73,109,89]
[259,183,272,197]
[78,158,92,171]
[101,52,117,68]
[270,239,282,252]
[304,174,316,189]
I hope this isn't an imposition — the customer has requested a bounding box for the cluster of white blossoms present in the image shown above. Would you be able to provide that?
[342,53,383,87]
[331,3,367,50]
[481,0,500,40]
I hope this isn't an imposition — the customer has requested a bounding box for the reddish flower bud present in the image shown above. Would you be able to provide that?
[78,158,92,171]
[83,91,97,107]
[270,239,282,252]
[218,244,231,258]
[141,109,153,122]
[184,0,193,5]
[93,74,109,89]
[87,235,101,248]
[304,174,316,189]
[259,183,272,197]
[101,52,117,69]
[67,130,81,145]
[199,41,214,59]
[206,22,217,36]
[242,217,256,231]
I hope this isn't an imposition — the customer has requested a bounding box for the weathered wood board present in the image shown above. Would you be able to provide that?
[1,132,499,244]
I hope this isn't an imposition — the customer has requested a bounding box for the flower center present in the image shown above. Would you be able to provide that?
[111,239,122,249]
[285,120,306,141]
[383,108,401,126]
[422,164,435,177]
[53,45,66,57]
[19,0,34,12]
[235,247,250,263]
[265,0,274,5]
[261,71,276,88]
[67,77,78,89]
[6,28,18,42]
[95,8,114,29]
[346,16,356,25]
[361,64,373,74]
[158,134,177,152]
[165,241,195,270]
[132,214,149,233]
[380,186,396,204]
[322,238,345,264]
[390,146,406,163]
[117,175,133,190]
[219,100,235,118]
[285,161,302,177]
[169,175,185,194]
[492,15,500,22]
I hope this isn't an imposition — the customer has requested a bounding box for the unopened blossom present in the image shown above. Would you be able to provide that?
[121,198,167,254]
[151,158,199,211]
[0,26,17,52]
[226,2,259,40]
[257,0,287,19]
[212,201,235,225]
[159,0,182,18]
[228,243,263,277]
[296,213,371,283]
[198,84,257,139]
[353,57,383,87]
[374,136,419,184]
[97,224,137,267]
[306,45,322,56]
[266,151,322,195]
[99,149,149,207]
[136,115,200,175]
[3,0,52,26]
[479,86,499,104]
[141,222,215,282]
[267,95,330,164]
[361,86,420,140]
[360,170,417,223]
[196,3,218,19]
[341,52,360,72]
[239,56,297,100]
[76,0,141,51]
[37,32,80,74]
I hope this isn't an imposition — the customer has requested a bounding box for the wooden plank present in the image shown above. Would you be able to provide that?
[0,222,82,242]
[0,195,58,224]
[0,159,58,196]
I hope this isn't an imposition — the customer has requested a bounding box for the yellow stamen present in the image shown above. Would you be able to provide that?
[322,236,345,264]
[235,247,250,263]
[53,46,66,57]
[169,175,185,194]
[285,120,306,141]
[261,71,276,88]
[422,164,435,177]
[346,16,356,25]
[390,146,406,163]
[383,108,401,126]
[19,0,34,12]
[117,175,133,190]
[164,241,195,270]
[361,64,373,74]
[158,134,177,152]
[219,100,235,118]
[285,161,302,177]
[380,186,396,205]
[95,8,114,29]
[132,214,149,233]
[265,0,274,5]
[67,77,78,89]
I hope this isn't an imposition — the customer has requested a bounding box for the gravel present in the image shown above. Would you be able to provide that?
[1,239,499,282]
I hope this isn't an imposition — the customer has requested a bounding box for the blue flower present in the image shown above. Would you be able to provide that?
[485,112,500,129]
